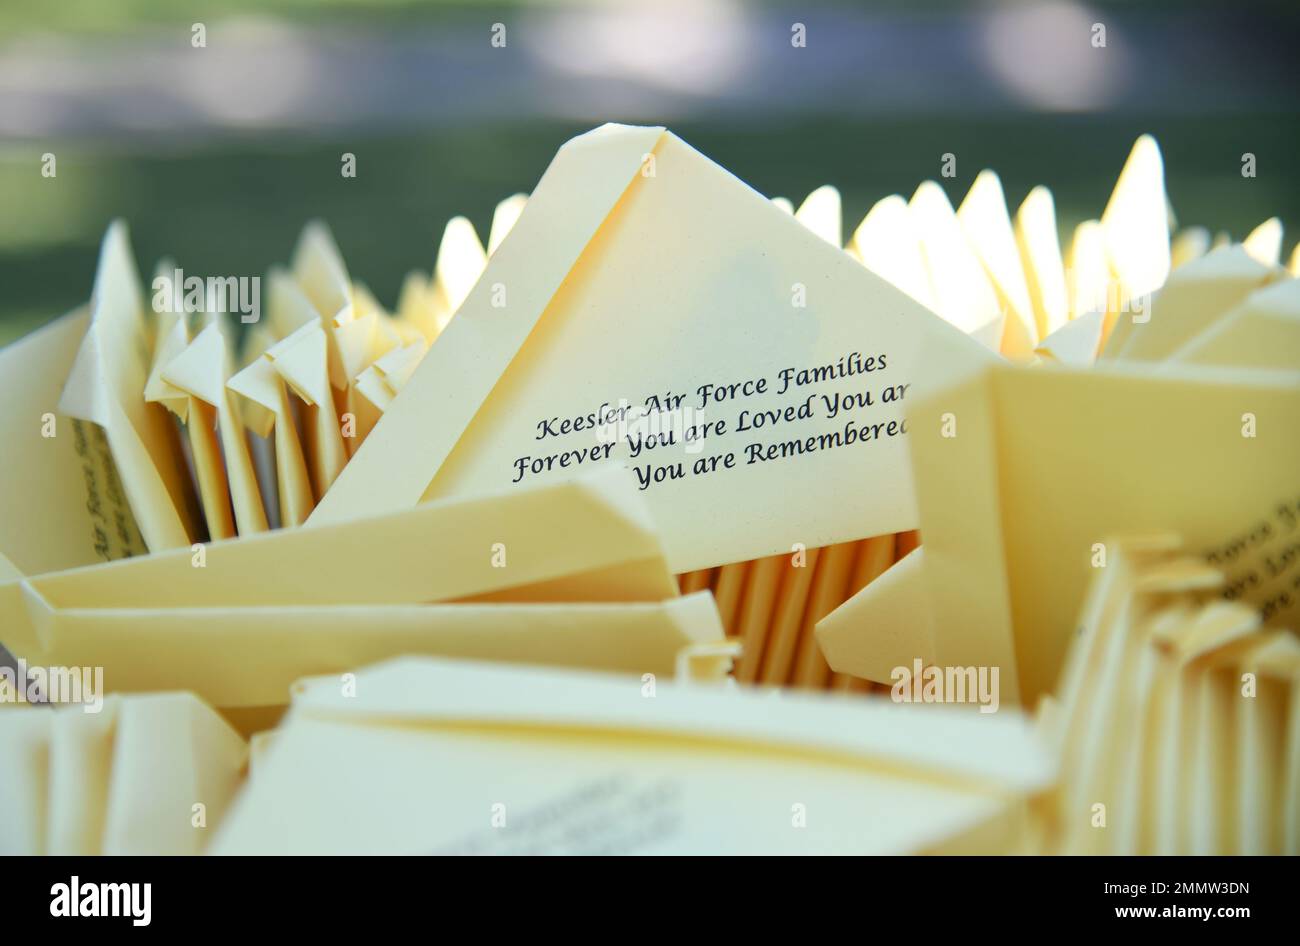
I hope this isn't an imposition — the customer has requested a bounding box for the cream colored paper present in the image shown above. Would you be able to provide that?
[162,319,268,536]
[0,469,676,635]
[0,309,148,575]
[9,595,725,714]
[211,657,1053,855]
[0,693,245,855]
[824,357,1299,707]
[57,222,200,551]
[310,124,988,574]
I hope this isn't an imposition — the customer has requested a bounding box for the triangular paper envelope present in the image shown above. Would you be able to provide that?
[1243,217,1283,267]
[957,169,1039,356]
[488,193,528,256]
[310,124,988,572]
[0,310,149,575]
[6,595,726,715]
[57,222,200,551]
[162,320,268,536]
[210,656,1053,854]
[909,181,1005,350]
[266,319,346,499]
[1033,309,1104,365]
[227,347,314,528]
[0,468,674,626]
[1100,245,1274,363]
[1169,276,1300,371]
[1099,134,1171,314]
[847,195,936,311]
[817,545,933,682]
[1014,185,1069,340]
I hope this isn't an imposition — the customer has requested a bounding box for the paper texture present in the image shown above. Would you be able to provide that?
[57,222,201,552]
[310,124,988,573]
[212,657,1053,854]
[1,692,245,855]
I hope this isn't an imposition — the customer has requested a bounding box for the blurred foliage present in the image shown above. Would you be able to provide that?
[0,0,1278,36]
[2,112,1296,345]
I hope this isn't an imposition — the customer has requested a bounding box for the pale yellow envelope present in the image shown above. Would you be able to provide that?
[0,469,676,635]
[265,319,347,500]
[1033,309,1105,366]
[1168,275,1300,372]
[794,185,842,247]
[820,359,1300,707]
[288,220,352,392]
[488,193,529,256]
[57,222,201,552]
[1014,186,1070,340]
[309,124,988,573]
[956,169,1039,357]
[1100,245,1276,363]
[1099,134,1171,321]
[0,309,149,575]
[9,595,726,717]
[0,692,245,855]
[227,315,315,528]
[1041,537,1295,854]
[910,180,1005,350]
[162,317,268,536]
[847,195,937,312]
[211,656,1054,855]
[817,546,932,683]
[1243,217,1283,267]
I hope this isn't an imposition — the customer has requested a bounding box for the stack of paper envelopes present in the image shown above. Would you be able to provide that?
[819,253,1299,707]
[0,121,1295,855]
[1,469,731,734]
[1043,538,1299,855]
[0,692,246,855]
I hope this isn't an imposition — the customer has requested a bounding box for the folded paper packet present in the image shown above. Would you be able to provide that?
[0,692,246,855]
[0,470,718,712]
[1044,537,1299,855]
[308,123,989,571]
[296,124,989,694]
[4,597,725,718]
[672,135,1187,688]
[0,205,497,575]
[57,222,203,554]
[818,271,1300,707]
[210,657,1055,855]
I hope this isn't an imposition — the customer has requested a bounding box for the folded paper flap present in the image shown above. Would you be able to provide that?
[267,321,331,407]
[313,122,989,573]
[308,124,667,526]
[1100,133,1170,301]
[56,321,111,426]
[816,546,934,681]
[160,321,228,404]
[143,317,192,415]
[908,363,1022,700]
[1198,627,1295,671]
[1034,310,1103,365]
[12,467,664,609]
[0,308,124,576]
[1236,631,1300,676]
[289,657,1054,792]
[1152,600,1260,658]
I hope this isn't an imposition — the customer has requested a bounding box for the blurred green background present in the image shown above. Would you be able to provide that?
[2,0,1297,345]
